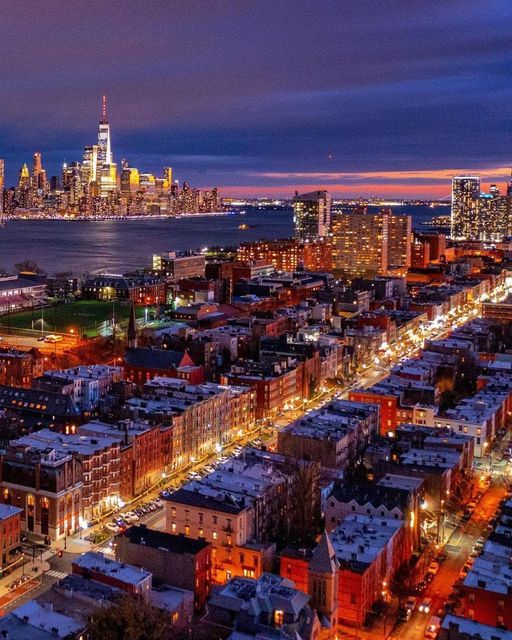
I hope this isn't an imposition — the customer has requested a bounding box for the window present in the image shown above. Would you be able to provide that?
[213,515,217,524]
[199,528,204,538]
[239,553,245,565]
[212,530,218,540]
[184,525,190,536]
[199,512,203,524]
[171,522,177,533]
[274,610,284,626]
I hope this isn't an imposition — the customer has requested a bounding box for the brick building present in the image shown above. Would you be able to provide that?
[115,524,211,610]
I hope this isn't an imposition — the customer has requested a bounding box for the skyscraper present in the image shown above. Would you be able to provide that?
[293,190,331,240]
[451,176,480,239]
[163,167,173,191]
[31,152,46,192]
[18,163,30,190]
[96,95,117,197]
[478,186,508,242]
[97,95,112,169]
[82,145,98,185]
[331,208,411,278]
[386,209,412,270]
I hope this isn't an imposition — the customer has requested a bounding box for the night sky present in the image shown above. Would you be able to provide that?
[1,0,511,198]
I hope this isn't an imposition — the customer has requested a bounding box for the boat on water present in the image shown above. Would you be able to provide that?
[238,223,256,230]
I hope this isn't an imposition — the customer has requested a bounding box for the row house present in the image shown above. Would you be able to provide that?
[0,446,83,541]
[10,428,121,519]
[277,400,379,469]
[458,499,512,628]
[222,357,300,418]
[281,514,408,627]
[35,364,124,411]
[0,347,44,387]
[325,475,423,552]
[164,456,291,583]
[78,420,169,500]
[123,377,255,471]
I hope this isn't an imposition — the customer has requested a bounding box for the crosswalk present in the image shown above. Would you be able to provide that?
[100,546,115,555]
[45,569,68,580]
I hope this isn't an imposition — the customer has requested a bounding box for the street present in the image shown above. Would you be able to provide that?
[397,482,506,640]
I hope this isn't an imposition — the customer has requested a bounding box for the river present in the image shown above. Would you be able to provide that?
[0,205,447,275]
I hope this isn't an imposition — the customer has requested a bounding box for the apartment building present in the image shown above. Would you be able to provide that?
[0,347,44,387]
[164,457,290,583]
[0,446,83,541]
[11,428,121,519]
[139,377,255,465]
[78,419,168,500]
[115,524,211,610]
[237,238,333,273]
[331,208,411,278]
[281,514,408,627]
[35,364,124,411]
[277,400,379,469]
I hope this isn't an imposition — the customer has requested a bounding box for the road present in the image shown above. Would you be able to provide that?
[398,482,506,640]
[0,333,77,354]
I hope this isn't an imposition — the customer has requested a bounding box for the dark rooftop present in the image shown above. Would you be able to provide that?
[118,524,210,554]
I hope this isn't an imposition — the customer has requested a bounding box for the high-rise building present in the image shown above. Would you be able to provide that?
[97,95,112,169]
[293,190,331,240]
[81,145,98,185]
[31,152,46,193]
[96,96,116,197]
[17,163,30,190]
[386,208,412,270]
[163,167,173,191]
[478,185,508,242]
[331,208,411,278]
[451,176,480,239]
[120,166,140,196]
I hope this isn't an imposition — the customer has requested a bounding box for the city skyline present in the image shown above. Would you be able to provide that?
[1,1,511,197]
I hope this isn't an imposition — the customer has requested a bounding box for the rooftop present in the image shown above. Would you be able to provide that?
[118,525,210,554]
[73,551,151,586]
[441,615,512,640]
[330,514,403,571]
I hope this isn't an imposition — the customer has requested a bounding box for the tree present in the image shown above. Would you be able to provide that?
[439,389,457,412]
[283,459,322,547]
[14,259,43,274]
[88,593,174,640]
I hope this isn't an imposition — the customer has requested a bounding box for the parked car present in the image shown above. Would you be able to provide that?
[427,561,440,576]
[405,596,417,612]
[397,607,411,622]
[435,549,447,562]
[424,616,441,639]
[419,597,432,614]
[106,523,120,534]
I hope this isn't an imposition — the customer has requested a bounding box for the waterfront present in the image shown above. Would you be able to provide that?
[0,205,444,274]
